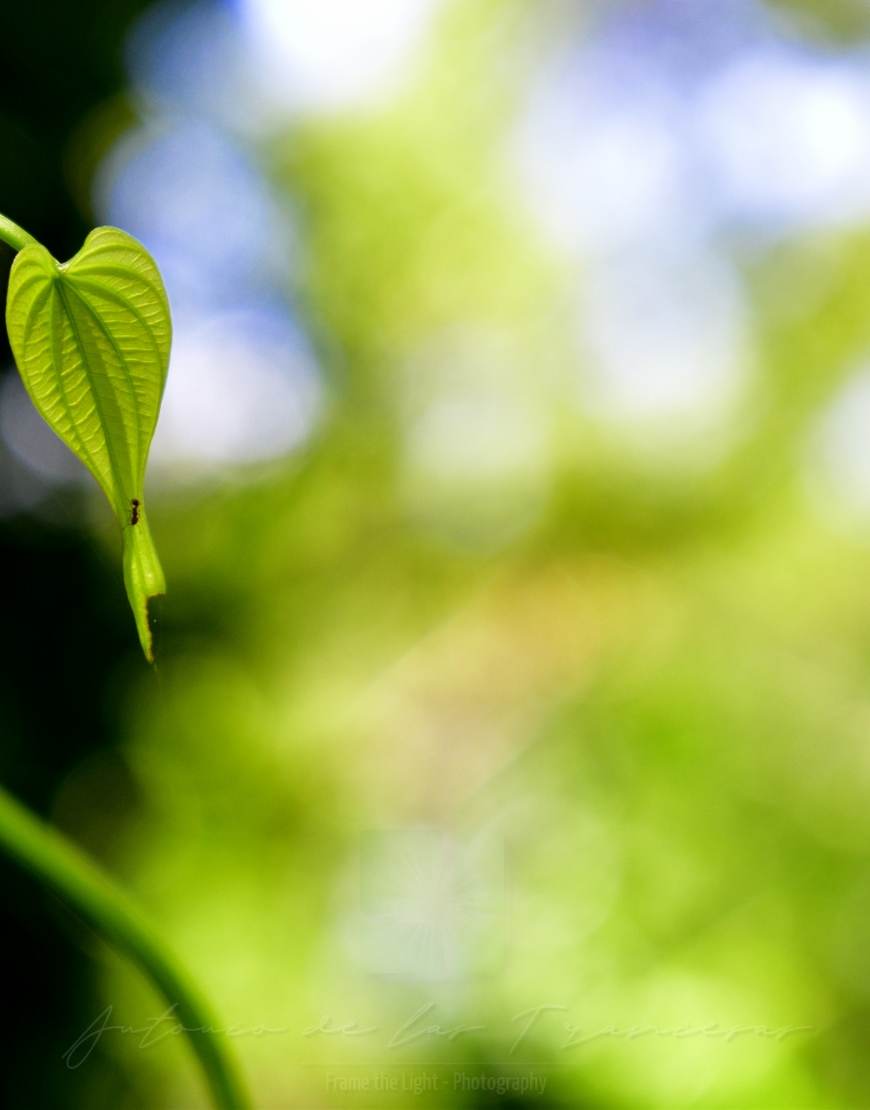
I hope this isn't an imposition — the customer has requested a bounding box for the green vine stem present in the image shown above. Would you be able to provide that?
[0,213,38,251]
[0,782,252,1110]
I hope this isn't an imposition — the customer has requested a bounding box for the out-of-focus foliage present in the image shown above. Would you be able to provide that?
[770,0,870,41]
[10,0,870,1107]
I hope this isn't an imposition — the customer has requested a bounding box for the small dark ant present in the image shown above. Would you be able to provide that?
[130,498,140,526]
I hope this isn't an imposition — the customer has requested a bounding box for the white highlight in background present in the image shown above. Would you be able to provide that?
[697,50,870,225]
[580,250,748,424]
[239,0,440,115]
[514,56,692,257]
[150,311,322,469]
[812,366,870,520]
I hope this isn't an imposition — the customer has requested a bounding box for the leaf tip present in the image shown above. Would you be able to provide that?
[121,511,166,663]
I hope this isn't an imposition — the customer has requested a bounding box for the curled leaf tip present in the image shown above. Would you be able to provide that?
[123,504,166,662]
[5,227,171,660]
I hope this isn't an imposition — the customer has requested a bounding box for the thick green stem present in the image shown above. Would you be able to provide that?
[0,783,252,1110]
[0,214,38,252]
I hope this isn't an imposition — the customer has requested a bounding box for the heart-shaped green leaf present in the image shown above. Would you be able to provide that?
[6,226,171,660]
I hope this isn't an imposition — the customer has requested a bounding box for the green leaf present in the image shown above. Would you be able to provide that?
[5,226,171,660]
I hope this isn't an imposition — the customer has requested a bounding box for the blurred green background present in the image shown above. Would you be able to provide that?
[8,0,870,1107]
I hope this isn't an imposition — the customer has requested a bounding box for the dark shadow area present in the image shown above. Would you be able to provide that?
[0,2,155,1104]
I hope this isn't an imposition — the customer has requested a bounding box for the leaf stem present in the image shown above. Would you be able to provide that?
[0,782,252,1110]
[0,214,38,252]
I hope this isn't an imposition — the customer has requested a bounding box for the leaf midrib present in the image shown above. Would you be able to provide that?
[55,279,128,509]
[64,280,146,486]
